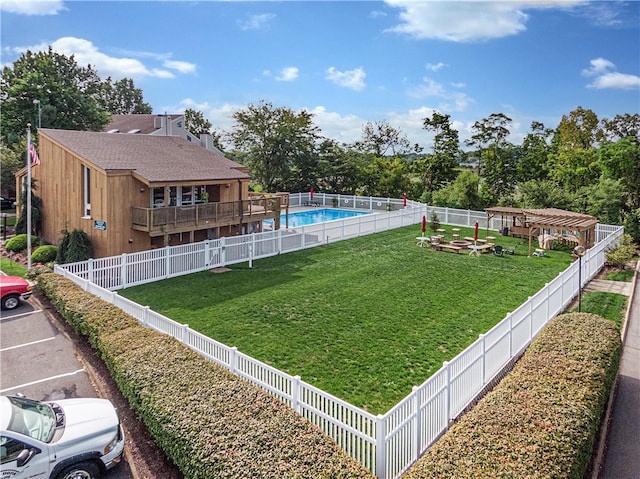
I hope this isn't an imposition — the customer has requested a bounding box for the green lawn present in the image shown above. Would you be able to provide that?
[120,225,573,414]
[0,258,27,277]
[572,292,628,328]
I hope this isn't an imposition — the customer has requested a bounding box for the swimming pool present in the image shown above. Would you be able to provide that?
[266,208,372,227]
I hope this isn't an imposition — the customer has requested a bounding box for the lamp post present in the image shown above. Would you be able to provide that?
[33,99,41,128]
[574,245,586,312]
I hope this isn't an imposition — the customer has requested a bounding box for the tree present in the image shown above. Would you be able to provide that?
[419,112,460,194]
[15,178,42,236]
[57,227,93,264]
[465,113,512,176]
[353,121,414,157]
[361,156,410,198]
[431,170,482,210]
[185,108,213,136]
[601,113,640,143]
[516,179,574,210]
[597,137,640,210]
[0,48,110,145]
[548,107,602,192]
[576,178,627,225]
[96,77,152,114]
[515,121,554,183]
[0,138,26,199]
[316,140,369,195]
[227,101,321,191]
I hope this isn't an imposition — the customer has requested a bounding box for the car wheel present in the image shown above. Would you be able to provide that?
[55,461,101,479]
[1,294,20,310]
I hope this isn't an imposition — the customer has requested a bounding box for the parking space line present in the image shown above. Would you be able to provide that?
[1,336,56,352]
[1,369,86,394]
[0,308,42,321]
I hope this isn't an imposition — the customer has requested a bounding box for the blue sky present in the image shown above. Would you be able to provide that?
[2,1,639,149]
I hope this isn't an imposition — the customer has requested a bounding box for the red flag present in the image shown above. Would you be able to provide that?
[403,193,407,207]
[421,215,426,234]
[474,221,479,241]
[29,143,40,165]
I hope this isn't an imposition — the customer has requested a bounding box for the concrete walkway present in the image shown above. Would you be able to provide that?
[598,261,640,479]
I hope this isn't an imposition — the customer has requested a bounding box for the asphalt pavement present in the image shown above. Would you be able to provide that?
[0,291,132,479]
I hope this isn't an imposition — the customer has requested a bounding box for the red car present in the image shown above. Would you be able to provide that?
[0,276,32,310]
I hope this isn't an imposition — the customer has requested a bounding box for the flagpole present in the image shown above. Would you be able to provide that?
[26,125,32,269]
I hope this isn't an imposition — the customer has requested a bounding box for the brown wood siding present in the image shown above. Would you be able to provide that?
[25,131,256,259]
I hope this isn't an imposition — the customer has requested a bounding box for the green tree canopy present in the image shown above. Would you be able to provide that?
[227,101,321,192]
[419,112,460,194]
[0,48,110,144]
[96,77,152,114]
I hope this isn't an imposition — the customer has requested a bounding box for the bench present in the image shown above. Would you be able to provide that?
[438,244,462,254]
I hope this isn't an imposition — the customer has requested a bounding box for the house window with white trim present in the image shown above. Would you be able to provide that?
[82,165,91,218]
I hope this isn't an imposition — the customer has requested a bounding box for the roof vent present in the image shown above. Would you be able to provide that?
[107,129,119,133]
[127,129,141,134]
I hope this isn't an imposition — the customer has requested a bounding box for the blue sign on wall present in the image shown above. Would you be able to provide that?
[94,220,107,231]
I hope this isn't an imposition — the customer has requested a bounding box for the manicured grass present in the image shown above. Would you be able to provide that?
[0,258,27,277]
[605,269,635,282]
[120,226,572,414]
[572,292,627,328]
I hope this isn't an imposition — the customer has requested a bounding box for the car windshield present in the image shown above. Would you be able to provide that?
[7,396,56,443]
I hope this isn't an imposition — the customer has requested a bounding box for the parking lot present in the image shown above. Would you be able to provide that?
[1,297,132,479]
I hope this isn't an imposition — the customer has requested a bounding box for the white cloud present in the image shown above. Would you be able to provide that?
[310,106,365,145]
[276,66,299,82]
[582,57,640,90]
[407,77,473,112]
[0,0,64,15]
[163,59,196,75]
[326,66,367,91]
[43,37,195,80]
[587,72,640,90]
[426,62,446,72]
[384,0,584,42]
[237,13,276,31]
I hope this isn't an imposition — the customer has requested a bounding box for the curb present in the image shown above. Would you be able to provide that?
[590,260,639,479]
[35,292,140,479]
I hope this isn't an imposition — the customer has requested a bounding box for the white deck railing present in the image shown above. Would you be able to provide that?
[55,194,624,478]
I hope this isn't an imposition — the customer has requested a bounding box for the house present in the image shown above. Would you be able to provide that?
[20,128,286,258]
[104,113,223,154]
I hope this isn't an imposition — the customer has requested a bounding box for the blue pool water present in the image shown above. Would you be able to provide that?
[266,208,372,227]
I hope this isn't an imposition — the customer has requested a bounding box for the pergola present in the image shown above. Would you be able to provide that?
[486,207,599,256]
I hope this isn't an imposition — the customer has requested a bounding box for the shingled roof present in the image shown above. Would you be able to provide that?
[40,128,249,183]
[104,114,170,135]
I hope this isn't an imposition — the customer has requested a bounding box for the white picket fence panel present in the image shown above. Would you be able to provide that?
[54,194,624,478]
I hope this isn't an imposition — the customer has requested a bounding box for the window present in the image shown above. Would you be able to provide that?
[152,187,165,208]
[181,186,194,205]
[82,165,91,218]
[0,436,29,464]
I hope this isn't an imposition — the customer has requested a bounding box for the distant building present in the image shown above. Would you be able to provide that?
[104,113,223,154]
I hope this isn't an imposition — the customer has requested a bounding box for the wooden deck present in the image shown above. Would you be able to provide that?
[131,197,281,236]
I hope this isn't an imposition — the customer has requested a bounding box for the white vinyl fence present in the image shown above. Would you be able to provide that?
[54,194,624,478]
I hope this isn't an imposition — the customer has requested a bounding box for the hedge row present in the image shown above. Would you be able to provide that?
[403,313,621,479]
[36,272,374,479]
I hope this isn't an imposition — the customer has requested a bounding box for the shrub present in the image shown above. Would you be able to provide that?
[57,228,93,264]
[32,245,58,264]
[35,273,374,479]
[5,233,39,252]
[403,313,621,479]
[606,233,637,268]
[623,208,640,245]
[429,211,440,232]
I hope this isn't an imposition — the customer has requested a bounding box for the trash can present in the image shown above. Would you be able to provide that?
[501,226,509,236]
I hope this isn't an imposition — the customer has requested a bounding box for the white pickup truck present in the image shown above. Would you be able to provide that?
[0,395,125,479]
